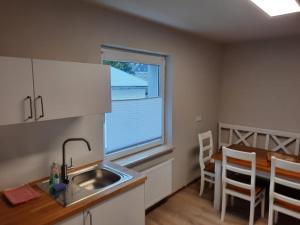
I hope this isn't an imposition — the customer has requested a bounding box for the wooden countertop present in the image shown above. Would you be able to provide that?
[0,161,146,225]
[213,144,300,180]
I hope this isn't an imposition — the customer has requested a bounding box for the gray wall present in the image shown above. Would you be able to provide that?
[219,37,300,133]
[0,0,222,190]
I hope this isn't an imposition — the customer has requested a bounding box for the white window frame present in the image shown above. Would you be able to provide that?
[101,47,166,160]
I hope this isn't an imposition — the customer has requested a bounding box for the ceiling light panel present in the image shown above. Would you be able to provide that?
[250,0,300,16]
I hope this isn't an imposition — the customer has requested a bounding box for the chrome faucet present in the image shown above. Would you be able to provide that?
[61,138,91,184]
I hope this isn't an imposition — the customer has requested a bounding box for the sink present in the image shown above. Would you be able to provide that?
[37,164,133,207]
[72,168,121,191]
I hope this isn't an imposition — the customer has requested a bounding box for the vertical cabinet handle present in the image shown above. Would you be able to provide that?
[24,96,33,121]
[35,95,45,119]
[89,211,93,225]
[84,211,93,225]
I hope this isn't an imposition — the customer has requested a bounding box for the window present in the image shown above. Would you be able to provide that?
[102,47,166,158]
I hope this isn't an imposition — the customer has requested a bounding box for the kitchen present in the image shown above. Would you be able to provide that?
[0,0,300,225]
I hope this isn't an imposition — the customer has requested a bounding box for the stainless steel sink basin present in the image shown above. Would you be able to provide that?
[37,164,133,207]
[72,168,121,191]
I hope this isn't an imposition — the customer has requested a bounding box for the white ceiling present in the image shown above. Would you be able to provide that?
[88,0,300,43]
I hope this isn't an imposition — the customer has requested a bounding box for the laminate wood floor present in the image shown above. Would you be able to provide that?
[146,181,299,225]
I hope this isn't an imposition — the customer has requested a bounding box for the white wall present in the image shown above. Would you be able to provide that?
[219,37,300,133]
[0,0,222,190]
[0,116,103,189]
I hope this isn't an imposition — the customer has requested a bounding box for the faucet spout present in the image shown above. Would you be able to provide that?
[61,138,92,184]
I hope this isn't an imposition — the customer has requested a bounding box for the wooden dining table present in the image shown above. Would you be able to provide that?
[212,144,300,211]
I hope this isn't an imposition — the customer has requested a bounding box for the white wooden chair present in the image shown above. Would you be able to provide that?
[198,130,215,196]
[268,157,300,225]
[221,147,266,225]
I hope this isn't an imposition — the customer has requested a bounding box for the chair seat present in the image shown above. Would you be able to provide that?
[226,184,264,196]
[274,199,300,213]
[204,162,215,173]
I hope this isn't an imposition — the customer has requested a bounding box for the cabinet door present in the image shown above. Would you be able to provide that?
[87,185,145,225]
[56,212,84,225]
[141,159,173,209]
[0,56,35,126]
[32,59,111,121]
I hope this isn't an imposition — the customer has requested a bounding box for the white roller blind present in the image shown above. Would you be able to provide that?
[104,98,163,154]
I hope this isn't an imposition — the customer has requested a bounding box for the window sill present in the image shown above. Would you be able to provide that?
[113,144,174,167]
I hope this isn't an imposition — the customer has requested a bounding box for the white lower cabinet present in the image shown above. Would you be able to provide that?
[56,184,145,225]
[85,185,145,225]
[56,212,84,225]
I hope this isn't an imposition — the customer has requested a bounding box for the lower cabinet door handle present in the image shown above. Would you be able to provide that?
[89,211,93,225]
[84,211,93,225]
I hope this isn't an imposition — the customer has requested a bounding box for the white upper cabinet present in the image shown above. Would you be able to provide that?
[0,56,111,126]
[0,56,35,126]
[32,59,111,121]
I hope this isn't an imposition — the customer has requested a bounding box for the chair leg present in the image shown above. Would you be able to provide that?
[268,206,274,225]
[230,196,234,207]
[274,211,278,224]
[221,192,227,222]
[249,199,255,225]
[200,172,205,196]
[268,201,274,225]
[261,191,265,218]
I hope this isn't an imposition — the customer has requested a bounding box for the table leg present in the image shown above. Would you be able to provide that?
[214,160,222,210]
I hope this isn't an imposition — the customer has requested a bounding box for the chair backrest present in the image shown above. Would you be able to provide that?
[198,130,213,169]
[219,122,300,155]
[222,147,256,194]
[270,157,300,207]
